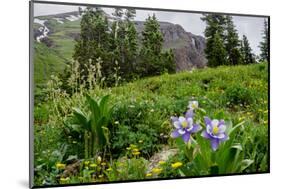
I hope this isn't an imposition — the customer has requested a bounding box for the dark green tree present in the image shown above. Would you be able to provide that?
[110,8,138,80]
[241,35,255,64]
[208,32,227,67]
[73,7,111,82]
[201,14,228,67]
[225,15,242,65]
[138,14,175,76]
[259,19,269,62]
[123,9,138,78]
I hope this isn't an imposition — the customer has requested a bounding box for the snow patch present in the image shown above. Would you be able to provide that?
[34,18,50,42]
[65,15,81,21]
[191,37,196,46]
[54,18,64,24]
[34,18,46,26]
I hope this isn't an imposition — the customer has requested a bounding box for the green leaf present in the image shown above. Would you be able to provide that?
[99,95,110,116]
[240,159,254,171]
[228,121,245,135]
[72,107,90,131]
[178,169,186,177]
[231,143,243,151]
[86,94,101,130]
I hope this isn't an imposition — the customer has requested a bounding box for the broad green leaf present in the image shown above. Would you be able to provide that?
[240,159,254,171]
[72,107,90,130]
[99,95,110,116]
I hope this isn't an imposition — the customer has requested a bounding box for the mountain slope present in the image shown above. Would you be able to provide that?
[33,11,207,86]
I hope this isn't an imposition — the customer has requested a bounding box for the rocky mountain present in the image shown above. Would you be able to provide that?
[33,11,206,81]
[135,21,206,70]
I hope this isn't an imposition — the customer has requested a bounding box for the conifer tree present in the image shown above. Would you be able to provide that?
[110,8,138,80]
[138,14,175,76]
[73,7,111,82]
[208,32,227,67]
[259,19,269,62]
[201,14,228,67]
[225,15,242,65]
[241,35,255,64]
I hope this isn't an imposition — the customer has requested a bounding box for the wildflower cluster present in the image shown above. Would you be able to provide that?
[126,144,141,157]
[170,101,229,151]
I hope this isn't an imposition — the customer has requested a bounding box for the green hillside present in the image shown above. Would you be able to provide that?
[34,63,268,185]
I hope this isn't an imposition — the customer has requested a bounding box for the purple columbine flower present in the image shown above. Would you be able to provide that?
[170,110,201,143]
[201,117,229,151]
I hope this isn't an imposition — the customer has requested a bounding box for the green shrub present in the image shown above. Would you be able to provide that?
[224,84,255,107]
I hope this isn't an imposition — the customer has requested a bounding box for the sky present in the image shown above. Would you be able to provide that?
[34,3,267,55]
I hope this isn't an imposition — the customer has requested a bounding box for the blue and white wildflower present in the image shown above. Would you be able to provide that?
[201,117,229,151]
[170,110,201,143]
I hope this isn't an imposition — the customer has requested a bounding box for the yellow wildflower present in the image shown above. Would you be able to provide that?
[60,177,69,182]
[146,173,152,177]
[171,162,183,169]
[152,168,162,174]
[132,151,140,156]
[56,163,66,169]
[158,161,166,165]
[132,148,139,152]
[101,162,106,166]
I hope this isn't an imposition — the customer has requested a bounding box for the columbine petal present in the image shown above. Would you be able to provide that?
[221,133,229,142]
[211,119,219,127]
[190,123,201,133]
[185,109,194,119]
[170,116,178,123]
[178,129,186,135]
[210,138,220,151]
[182,132,190,143]
[178,116,186,125]
[204,117,212,126]
[218,120,225,127]
[206,124,213,135]
[201,130,211,139]
[173,121,181,129]
[187,117,193,126]
[171,130,180,138]
[218,124,226,133]
[216,133,226,139]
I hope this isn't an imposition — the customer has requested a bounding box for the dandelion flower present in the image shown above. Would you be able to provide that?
[152,168,162,174]
[132,151,140,156]
[146,173,152,177]
[158,161,166,165]
[171,162,183,169]
[56,163,66,170]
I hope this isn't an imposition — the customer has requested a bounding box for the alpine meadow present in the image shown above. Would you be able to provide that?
[31,2,269,187]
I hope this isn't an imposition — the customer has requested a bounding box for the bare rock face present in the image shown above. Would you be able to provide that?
[135,21,207,71]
